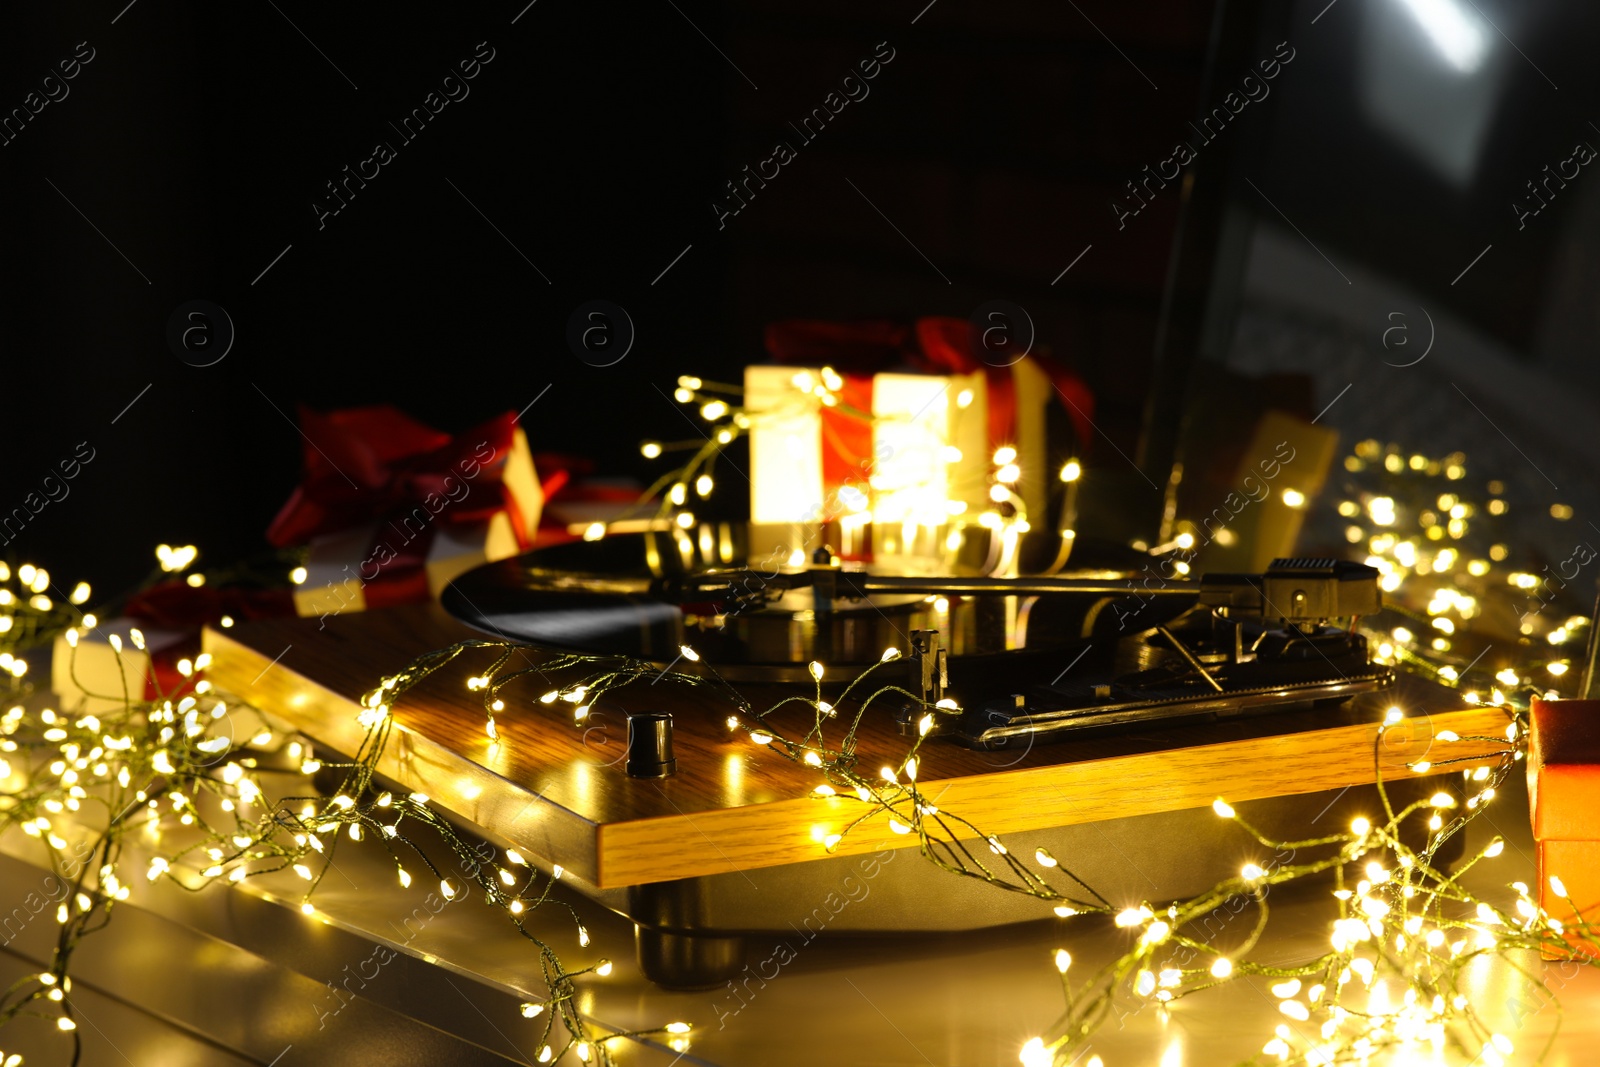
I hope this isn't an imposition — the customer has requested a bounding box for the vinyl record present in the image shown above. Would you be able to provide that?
[440,521,1092,681]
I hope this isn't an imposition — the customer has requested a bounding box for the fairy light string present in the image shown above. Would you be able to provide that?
[1019,712,1600,1067]
[3,430,1598,1067]
[332,630,1595,1067]
[0,565,690,1067]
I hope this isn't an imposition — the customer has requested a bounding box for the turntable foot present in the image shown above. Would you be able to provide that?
[635,926,746,989]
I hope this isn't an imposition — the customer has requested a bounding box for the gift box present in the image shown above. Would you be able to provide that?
[290,513,522,619]
[1528,697,1600,956]
[745,363,993,528]
[748,317,1090,536]
[52,618,195,713]
[529,456,647,546]
[265,406,543,619]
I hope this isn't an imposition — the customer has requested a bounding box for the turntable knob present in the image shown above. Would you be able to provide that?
[626,713,678,779]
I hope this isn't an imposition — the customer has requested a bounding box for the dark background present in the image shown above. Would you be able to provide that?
[1,1,1217,594]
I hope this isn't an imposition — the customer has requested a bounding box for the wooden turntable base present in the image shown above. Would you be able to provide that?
[204,604,1511,890]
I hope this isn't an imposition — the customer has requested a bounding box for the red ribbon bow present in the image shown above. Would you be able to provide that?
[266,405,523,549]
[126,583,295,629]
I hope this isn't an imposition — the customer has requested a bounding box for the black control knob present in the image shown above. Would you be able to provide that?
[627,713,677,778]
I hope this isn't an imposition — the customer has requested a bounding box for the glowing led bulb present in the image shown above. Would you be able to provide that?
[1020,1039,1051,1067]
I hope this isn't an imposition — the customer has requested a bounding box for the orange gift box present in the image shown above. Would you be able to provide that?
[1529,698,1600,957]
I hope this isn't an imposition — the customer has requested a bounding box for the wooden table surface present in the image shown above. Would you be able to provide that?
[204,604,1512,889]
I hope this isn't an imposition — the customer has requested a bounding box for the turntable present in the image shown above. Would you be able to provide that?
[206,518,1508,989]
[441,520,1392,748]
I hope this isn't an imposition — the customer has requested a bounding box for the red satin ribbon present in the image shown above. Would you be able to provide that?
[819,375,876,512]
[360,565,431,609]
[266,405,525,549]
[126,583,295,629]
